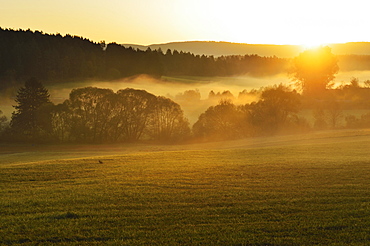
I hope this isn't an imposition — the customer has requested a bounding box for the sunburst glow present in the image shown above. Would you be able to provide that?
[0,0,369,45]
[301,42,327,50]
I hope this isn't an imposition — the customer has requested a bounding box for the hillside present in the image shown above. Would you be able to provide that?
[123,41,370,58]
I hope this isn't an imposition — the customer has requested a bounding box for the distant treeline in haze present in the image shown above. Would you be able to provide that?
[3,77,370,143]
[2,28,370,90]
[123,41,370,58]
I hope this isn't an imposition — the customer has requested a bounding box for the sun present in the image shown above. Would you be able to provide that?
[300,40,328,50]
[302,44,323,50]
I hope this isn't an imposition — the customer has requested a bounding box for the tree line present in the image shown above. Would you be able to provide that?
[0,78,305,143]
[1,78,190,143]
[2,77,370,143]
[2,28,370,92]
[0,28,288,90]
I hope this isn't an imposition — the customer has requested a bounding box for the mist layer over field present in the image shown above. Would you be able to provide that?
[1,74,279,121]
[2,71,370,123]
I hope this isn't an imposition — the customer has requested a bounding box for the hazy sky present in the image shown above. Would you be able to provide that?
[1,0,369,46]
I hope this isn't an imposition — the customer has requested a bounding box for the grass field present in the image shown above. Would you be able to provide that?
[1,130,370,245]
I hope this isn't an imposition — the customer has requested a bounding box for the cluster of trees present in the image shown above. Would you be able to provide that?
[0,28,288,90]
[192,85,309,141]
[3,77,370,144]
[1,78,190,143]
[1,78,309,143]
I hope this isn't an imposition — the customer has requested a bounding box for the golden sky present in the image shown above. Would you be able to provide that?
[1,0,369,46]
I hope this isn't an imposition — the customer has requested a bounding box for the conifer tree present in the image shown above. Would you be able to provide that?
[10,77,51,140]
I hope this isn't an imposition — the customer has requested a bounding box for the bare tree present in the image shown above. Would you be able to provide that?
[147,96,190,142]
[67,87,115,143]
[114,88,157,142]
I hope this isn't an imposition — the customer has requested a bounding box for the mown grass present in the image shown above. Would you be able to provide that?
[1,133,370,245]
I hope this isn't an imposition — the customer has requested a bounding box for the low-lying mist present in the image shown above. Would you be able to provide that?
[47,74,288,124]
[2,71,370,124]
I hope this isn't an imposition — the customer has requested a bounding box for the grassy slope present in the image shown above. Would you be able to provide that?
[1,130,370,245]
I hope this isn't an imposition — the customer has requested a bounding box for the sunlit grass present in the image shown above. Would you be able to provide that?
[1,132,370,245]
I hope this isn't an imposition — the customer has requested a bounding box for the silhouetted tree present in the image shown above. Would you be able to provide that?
[290,47,338,95]
[50,102,72,142]
[208,90,235,102]
[193,100,245,140]
[364,80,370,88]
[350,77,360,88]
[67,87,115,143]
[175,89,201,102]
[10,78,51,141]
[114,88,157,142]
[146,96,190,142]
[0,110,8,133]
[345,112,370,129]
[246,85,301,135]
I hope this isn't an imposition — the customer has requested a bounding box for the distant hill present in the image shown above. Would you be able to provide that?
[330,42,370,56]
[122,41,370,58]
[123,41,303,58]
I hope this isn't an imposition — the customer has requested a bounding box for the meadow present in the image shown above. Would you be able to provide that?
[1,130,370,245]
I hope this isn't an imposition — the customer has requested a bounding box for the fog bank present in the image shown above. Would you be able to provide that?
[2,71,370,123]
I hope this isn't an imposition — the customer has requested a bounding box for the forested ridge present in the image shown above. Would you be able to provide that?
[2,28,370,91]
[0,28,288,89]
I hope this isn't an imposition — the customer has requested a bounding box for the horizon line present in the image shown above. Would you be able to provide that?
[2,26,370,47]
